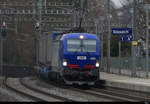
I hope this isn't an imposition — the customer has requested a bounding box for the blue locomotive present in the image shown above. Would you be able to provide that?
[38,32,100,86]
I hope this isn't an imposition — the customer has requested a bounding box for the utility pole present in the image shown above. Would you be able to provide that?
[119,38,121,74]
[35,23,40,66]
[0,20,7,86]
[0,3,7,86]
[0,5,4,79]
[35,0,42,66]
[144,4,150,78]
[101,23,104,69]
[38,0,42,36]
[106,0,111,72]
[132,0,137,77]
[118,12,123,74]
[100,16,105,70]
[146,8,149,78]
[0,17,3,78]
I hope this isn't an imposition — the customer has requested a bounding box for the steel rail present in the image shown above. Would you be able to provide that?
[40,79,130,101]
[94,85,150,101]
[20,78,75,102]
[5,83,45,102]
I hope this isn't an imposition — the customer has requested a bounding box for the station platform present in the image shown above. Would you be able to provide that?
[100,72,150,93]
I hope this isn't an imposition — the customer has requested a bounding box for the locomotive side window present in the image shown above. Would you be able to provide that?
[67,39,81,52]
[83,40,97,53]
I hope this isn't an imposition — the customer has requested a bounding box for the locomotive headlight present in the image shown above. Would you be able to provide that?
[79,35,84,39]
[63,60,67,66]
[96,62,100,67]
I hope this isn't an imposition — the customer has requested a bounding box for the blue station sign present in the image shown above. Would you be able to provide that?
[112,28,132,35]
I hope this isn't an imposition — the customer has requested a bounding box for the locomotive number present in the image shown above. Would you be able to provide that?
[77,56,87,60]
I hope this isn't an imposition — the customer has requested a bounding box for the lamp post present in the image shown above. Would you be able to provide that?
[99,16,105,70]
[144,4,150,78]
[0,22,3,86]
[130,1,137,77]
[106,0,111,73]
[35,23,40,66]
[36,0,42,67]
[0,19,3,78]
[0,21,7,86]
[117,12,123,74]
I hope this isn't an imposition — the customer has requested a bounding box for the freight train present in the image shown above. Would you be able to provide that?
[38,31,100,86]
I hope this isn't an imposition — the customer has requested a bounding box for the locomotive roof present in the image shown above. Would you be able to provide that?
[61,33,98,40]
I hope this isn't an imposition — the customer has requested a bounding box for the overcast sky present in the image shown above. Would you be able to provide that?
[111,0,122,8]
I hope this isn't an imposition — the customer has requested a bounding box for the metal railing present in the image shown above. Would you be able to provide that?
[101,57,150,78]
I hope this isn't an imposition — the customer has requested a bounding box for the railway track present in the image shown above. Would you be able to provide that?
[5,84,44,102]
[5,78,74,102]
[39,78,149,102]
[20,78,75,102]
[3,65,150,102]
[68,86,137,101]
[29,78,112,101]
[71,84,150,102]
[70,84,150,102]
[93,86,150,101]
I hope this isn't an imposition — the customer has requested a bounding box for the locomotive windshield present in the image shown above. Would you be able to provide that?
[67,39,81,52]
[67,39,97,53]
[83,40,97,52]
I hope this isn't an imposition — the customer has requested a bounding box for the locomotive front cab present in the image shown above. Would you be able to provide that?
[60,33,100,85]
